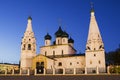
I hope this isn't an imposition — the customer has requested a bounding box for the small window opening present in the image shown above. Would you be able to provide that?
[58,62,62,66]
[28,44,31,50]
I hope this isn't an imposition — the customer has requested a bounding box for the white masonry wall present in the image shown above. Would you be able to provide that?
[40,44,76,56]
[85,50,105,68]
[54,56,85,69]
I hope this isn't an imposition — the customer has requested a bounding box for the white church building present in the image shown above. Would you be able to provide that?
[20,8,106,74]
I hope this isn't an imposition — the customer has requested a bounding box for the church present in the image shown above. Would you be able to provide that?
[20,8,106,74]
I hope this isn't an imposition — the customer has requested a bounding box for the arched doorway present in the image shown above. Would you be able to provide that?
[58,69,63,74]
[36,62,44,74]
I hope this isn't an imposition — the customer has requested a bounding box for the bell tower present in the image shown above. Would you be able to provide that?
[85,5,106,73]
[20,16,36,70]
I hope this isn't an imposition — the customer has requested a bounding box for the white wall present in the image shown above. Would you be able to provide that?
[45,40,51,46]
[40,44,75,56]
[54,56,85,69]
[85,50,106,68]
[21,52,36,69]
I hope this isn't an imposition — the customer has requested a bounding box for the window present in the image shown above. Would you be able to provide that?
[77,62,79,64]
[81,63,83,65]
[33,48,35,51]
[36,62,44,67]
[45,51,47,56]
[87,46,90,50]
[46,41,47,45]
[98,35,100,38]
[58,62,62,66]
[22,44,25,50]
[62,50,64,56]
[58,40,59,44]
[63,39,64,42]
[98,60,101,64]
[28,44,31,50]
[29,39,31,41]
[53,51,55,57]
[41,62,44,66]
[99,45,102,49]
[70,62,72,65]
[94,54,96,57]
[36,62,40,67]
[90,61,92,64]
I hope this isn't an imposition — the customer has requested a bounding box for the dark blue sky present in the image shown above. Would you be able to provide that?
[0,0,120,64]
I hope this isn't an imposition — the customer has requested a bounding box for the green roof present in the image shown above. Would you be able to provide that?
[28,16,32,20]
[68,37,74,43]
[55,27,63,37]
[55,27,69,38]
[44,33,52,40]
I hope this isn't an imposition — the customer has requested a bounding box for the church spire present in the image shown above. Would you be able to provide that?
[26,16,33,32]
[90,2,94,13]
[86,4,104,51]
[85,5,106,72]
[20,16,36,70]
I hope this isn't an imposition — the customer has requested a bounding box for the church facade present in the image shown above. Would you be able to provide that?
[20,8,106,74]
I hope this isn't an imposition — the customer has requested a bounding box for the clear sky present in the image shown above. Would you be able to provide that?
[0,0,120,64]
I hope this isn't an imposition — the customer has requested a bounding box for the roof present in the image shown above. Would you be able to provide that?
[28,16,32,20]
[40,44,76,52]
[46,53,85,59]
[34,54,56,60]
[55,27,63,37]
[25,16,33,32]
[0,63,19,66]
[68,37,74,43]
[55,27,69,38]
[44,33,52,40]
[62,31,69,37]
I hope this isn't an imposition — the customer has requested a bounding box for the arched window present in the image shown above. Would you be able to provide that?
[94,54,96,57]
[41,62,44,66]
[28,44,31,50]
[58,62,62,66]
[90,61,92,64]
[33,48,35,51]
[36,62,40,67]
[22,44,25,50]
[87,46,90,50]
[70,62,72,65]
[45,51,47,56]
[62,50,64,56]
[53,51,55,55]
[63,39,65,43]
[98,60,101,64]
[58,40,59,44]
[46,41,47,45]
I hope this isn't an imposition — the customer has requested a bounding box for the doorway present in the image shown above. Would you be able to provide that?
[36,62,44,74]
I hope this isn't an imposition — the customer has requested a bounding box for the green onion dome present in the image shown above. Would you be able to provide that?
[28,16,32,20]
[61,31,69,38]
[68,37,74,43]
[44,33,52,40]
[55,27,63,37]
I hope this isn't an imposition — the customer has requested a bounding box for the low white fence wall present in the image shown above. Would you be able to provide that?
[35,67,106,75]
[0,67,107,75]
[0,69,30,75]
